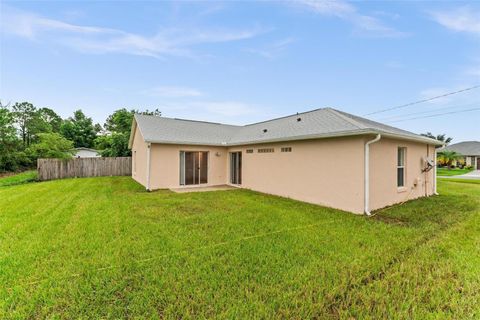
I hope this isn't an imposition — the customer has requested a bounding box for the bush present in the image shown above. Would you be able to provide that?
[0,151,32,172]
[26,133,74,160]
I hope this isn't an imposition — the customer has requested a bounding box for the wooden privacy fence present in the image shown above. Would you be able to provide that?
[37,157,131,181]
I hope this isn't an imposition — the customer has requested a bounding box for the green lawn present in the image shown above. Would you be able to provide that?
[437,167,474,176]
[1,177,479,319]
[0,170,37,187]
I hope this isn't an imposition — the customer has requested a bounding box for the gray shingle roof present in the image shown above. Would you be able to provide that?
[132,108,442,147]
[441,141,480,156]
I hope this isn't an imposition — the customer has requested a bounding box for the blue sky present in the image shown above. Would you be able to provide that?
[1,1,479,142]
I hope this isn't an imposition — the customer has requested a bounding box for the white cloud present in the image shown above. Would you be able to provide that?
[431,6,480,35]
[294,0,406,37]
[0,6,266,59]
[245,37,295,59]
[144,86,204,98]
[296,0,355,17]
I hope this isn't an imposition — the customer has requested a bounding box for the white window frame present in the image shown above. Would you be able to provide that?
[397,147,406,188]
[179,151,209,186]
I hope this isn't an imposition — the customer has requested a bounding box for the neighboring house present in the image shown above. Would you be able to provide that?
[128,108,443,215]
[440,141,480,169]
[74,147,101,158]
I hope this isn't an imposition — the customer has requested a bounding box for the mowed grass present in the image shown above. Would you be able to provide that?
[1,177,479,319]
[437,167,474,176]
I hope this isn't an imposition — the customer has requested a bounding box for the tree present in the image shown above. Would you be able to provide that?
[104,108,134,134]
[26,133,74,160]
[38,107,62,133]
[420,132,453,145]
[12,102,36,147]
[0,102,28,171]
[96,108,160,157]
[11,102,57,147]
[60,110,100,148]
[437,150,462,168]
[95,133,131,157]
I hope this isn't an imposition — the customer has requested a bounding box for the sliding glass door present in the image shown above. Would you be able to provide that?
[180,151,208,185]
[230,152,242,185]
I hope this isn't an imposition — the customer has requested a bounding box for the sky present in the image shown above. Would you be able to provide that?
[1,0,479,142]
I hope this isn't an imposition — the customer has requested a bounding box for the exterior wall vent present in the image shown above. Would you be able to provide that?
[258,148,274,153]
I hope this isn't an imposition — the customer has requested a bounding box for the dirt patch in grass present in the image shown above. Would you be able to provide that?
[371,214,407,225]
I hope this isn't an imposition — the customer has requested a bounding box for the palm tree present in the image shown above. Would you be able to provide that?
[437,150,463,169]
[421,132,453,145]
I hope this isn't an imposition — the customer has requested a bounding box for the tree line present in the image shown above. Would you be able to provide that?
[0,101,160,172]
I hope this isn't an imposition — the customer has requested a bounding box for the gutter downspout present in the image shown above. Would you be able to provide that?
[365,134,382,216]
[146,143,151,191]
[434,148,439,195]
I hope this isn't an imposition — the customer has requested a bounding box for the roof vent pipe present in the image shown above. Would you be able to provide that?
[297,117,302,122]
[365,134,381,216]
[263,129,268,133]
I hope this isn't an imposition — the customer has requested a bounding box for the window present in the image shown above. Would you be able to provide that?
[246,149,254,154]
[281,147,292,152]
[397,147,406,187]
[258,148,274,153]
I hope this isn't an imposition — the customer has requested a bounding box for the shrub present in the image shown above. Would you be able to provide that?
[26,133,74,160]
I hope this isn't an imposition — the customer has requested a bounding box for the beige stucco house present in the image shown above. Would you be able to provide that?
[440,141,480,169]
[128,108,443,215]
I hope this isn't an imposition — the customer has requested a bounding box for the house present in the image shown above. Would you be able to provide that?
[74,147,101,158]
[440,141,480,169]
[128,108,443,215]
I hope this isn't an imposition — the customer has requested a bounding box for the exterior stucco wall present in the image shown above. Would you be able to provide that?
[228,137,366,213]
[131,126,148,187]
[465,156,477,169]
[130,132,436,214]
[149,144,228,190]
[369,137,435,211]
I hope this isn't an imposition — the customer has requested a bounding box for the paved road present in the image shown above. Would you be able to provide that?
[439,170,480,180]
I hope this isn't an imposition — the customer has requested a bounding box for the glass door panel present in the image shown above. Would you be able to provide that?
[230,152,242,185]
[200,152,208,184]
[184,152,195,185]
[180,151,208,185]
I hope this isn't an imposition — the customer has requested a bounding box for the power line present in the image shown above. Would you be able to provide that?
[364,85,480,116]
[375,102,479,122]
[386,107,480,123]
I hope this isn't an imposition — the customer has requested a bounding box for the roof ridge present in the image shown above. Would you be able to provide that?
[325,108,367,130]
[452,141,480,144]
[172,118,240,126]
[243,107,327,127]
